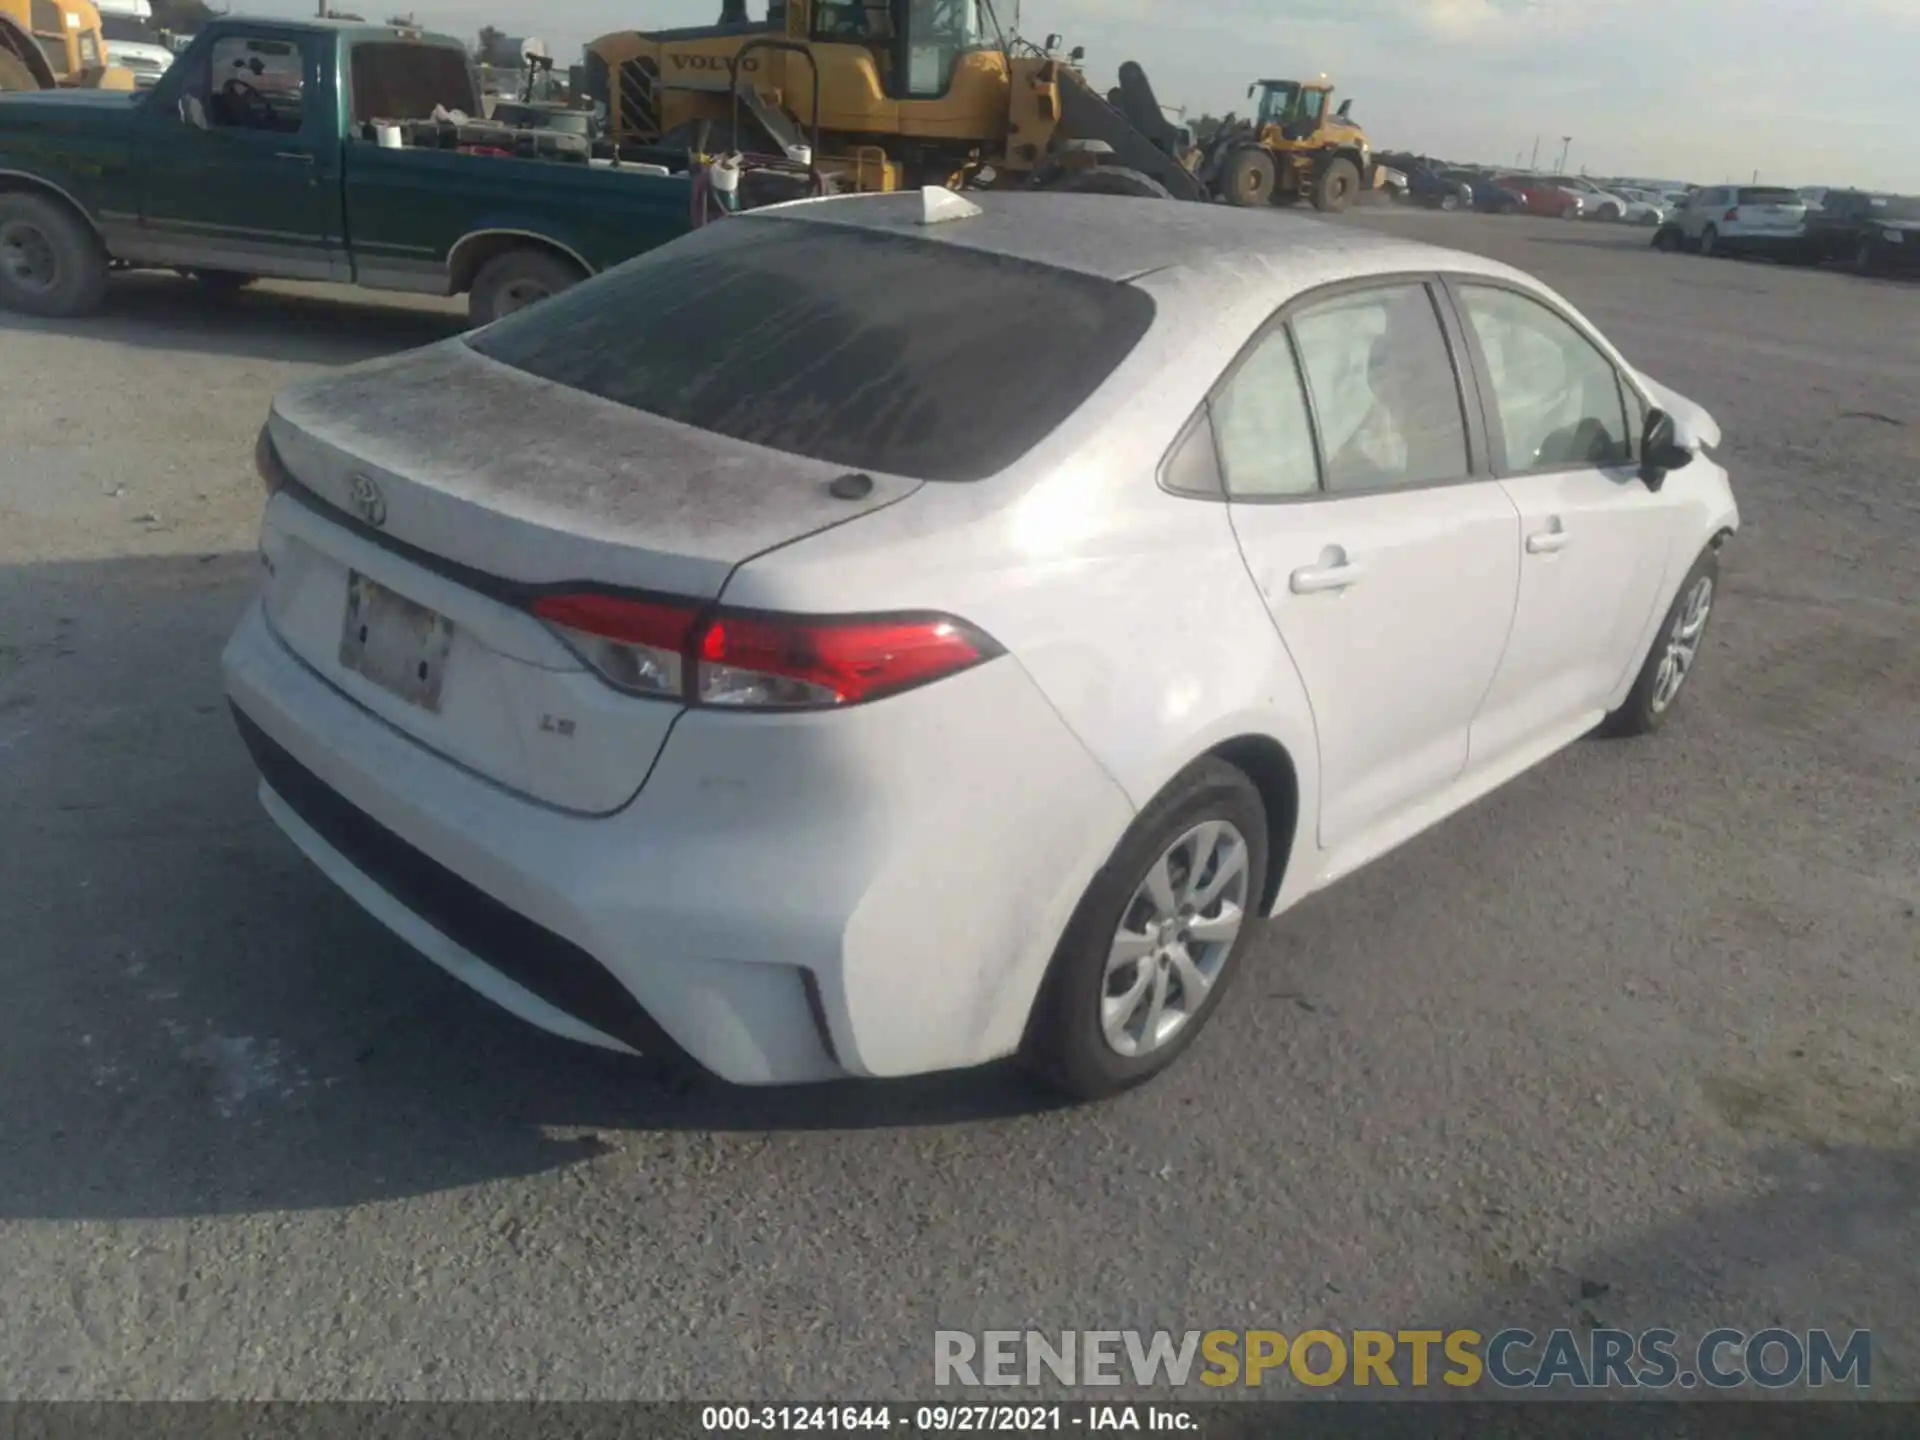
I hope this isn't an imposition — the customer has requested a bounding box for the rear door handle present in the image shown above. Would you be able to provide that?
[274,151,315,164]
[1289,560,1365,594]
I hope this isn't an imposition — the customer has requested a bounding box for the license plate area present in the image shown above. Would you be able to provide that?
[339,571,455,712]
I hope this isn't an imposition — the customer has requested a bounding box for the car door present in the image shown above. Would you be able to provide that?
[1445,279,1676,764]
[134,27,344,280]
[1218,279,1521,853]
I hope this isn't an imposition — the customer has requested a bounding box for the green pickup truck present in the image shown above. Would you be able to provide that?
[0,16,698,324]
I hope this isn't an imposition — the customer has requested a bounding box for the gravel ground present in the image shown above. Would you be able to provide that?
[1,215,1915,1401]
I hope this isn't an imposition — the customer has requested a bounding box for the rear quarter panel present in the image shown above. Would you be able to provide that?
[716,260,1333,919]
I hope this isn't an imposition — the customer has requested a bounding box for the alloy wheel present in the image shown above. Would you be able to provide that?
[1650,576,1713,714]
[1100,821,1250,1059]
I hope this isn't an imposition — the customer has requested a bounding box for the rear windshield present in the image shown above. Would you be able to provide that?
[1738,187,1801,205]
[466,217,1157,483]
[349,41,480,123]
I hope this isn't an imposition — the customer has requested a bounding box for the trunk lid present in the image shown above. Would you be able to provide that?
[261,339,919,813]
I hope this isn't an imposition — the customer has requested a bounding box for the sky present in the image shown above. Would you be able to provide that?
[249,0,1918,190]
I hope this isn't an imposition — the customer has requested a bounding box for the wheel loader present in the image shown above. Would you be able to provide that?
[1197,77,1372,212]
[0,0,134,91]
[582,0,1210,200]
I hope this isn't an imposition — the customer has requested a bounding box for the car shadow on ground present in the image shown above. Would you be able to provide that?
[1444,1143,1917,1394]
[0,552,1071,1223]
[0,273,463,367]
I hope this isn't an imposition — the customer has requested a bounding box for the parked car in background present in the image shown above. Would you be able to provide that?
[1611,187,1671,225]
[1797,186,1834,211]
[1441,168,1526,214]
[1797,190,1920,275]
[1547,176,1632,221]
[1378,154,1475,211]
[222,194,1737,1098]
[1655,185,1808,258]
[1491,175,1584,218]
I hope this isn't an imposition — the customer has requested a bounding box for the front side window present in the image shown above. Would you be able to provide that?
[200,35,306,133]
[1289,284,1469,493]
[1457,284,1632,472]
[1209,329,1318,499]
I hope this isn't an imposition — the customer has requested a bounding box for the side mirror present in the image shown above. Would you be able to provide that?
[178,94,208,129]
[1336,98,1352,118]
[1639,407,1697,490]
[1044,32,1062,50]
[1069,45,1085,62]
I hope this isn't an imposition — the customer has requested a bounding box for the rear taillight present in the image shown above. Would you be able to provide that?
[1724,206,1741,222]
[531,593,1001,711]
[255,424,292,496]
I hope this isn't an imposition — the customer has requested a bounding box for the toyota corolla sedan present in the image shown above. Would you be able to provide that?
[223,192,1738,1100]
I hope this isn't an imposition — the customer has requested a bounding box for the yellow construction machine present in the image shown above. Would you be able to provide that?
[583,0,1212,200]
[0,0,135,90]
[1194,76,1372,212]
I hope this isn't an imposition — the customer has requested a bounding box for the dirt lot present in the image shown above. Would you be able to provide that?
[1,213,1916,1400]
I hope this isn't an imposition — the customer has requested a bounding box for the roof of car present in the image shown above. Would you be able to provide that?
[747,190,1510,288]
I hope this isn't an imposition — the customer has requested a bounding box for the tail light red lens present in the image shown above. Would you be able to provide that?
[531,593,1001,711]
[1724,206,1741,222]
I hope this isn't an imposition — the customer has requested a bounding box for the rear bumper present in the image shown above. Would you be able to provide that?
[221,600,1133,1085]
[1718,230,1809,255]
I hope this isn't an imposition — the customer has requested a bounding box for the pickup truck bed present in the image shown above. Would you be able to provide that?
[0,18,700,325]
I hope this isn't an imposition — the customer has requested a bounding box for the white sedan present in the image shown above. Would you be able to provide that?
[223,192,1739,1100]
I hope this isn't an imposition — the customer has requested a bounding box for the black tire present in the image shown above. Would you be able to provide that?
[1601,548,1720,738]
[1700,224,1722,257]
[1314,155,1361,213]
[1499,198,1520,216]
[1048,165,1174,200]
[0,50,41,91]
[1020,758,1270,1101]
[1596,202,1621,222]
[467,247,587,327]
[1439,191,1461,213]
[190,269,258,295]
[1219,149,1275,208]
[0,190,109,318]
[1652,224,1680,252]
[1852,237,1879,276]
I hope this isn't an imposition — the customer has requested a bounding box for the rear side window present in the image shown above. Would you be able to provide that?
[350,42,481,122]
[467,219,1157,483]
[1290,284,1468,493]
[1738,187,1800,205]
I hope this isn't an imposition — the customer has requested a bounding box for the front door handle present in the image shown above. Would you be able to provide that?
[274,151,315,164]
[1289,559,1365,594]
[1526,519,1572,555]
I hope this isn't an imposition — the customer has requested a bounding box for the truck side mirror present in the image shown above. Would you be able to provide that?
[179,94,209,130]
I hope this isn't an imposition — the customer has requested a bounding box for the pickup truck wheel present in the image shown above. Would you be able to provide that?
[468,248,586,327]
[0,192,109,318]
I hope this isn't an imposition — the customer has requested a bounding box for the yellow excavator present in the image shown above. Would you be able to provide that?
[0,0,135,91]
[583,0,1213,200]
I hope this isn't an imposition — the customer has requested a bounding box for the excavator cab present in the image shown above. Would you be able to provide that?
[1250,79,1328,141]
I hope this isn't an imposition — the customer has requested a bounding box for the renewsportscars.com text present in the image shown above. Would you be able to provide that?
[934,1328,1872,1391]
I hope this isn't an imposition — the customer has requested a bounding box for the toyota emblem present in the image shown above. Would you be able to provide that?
[347,472,387,528]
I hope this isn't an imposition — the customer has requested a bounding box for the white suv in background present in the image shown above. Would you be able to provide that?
[1668,185,1808,258]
